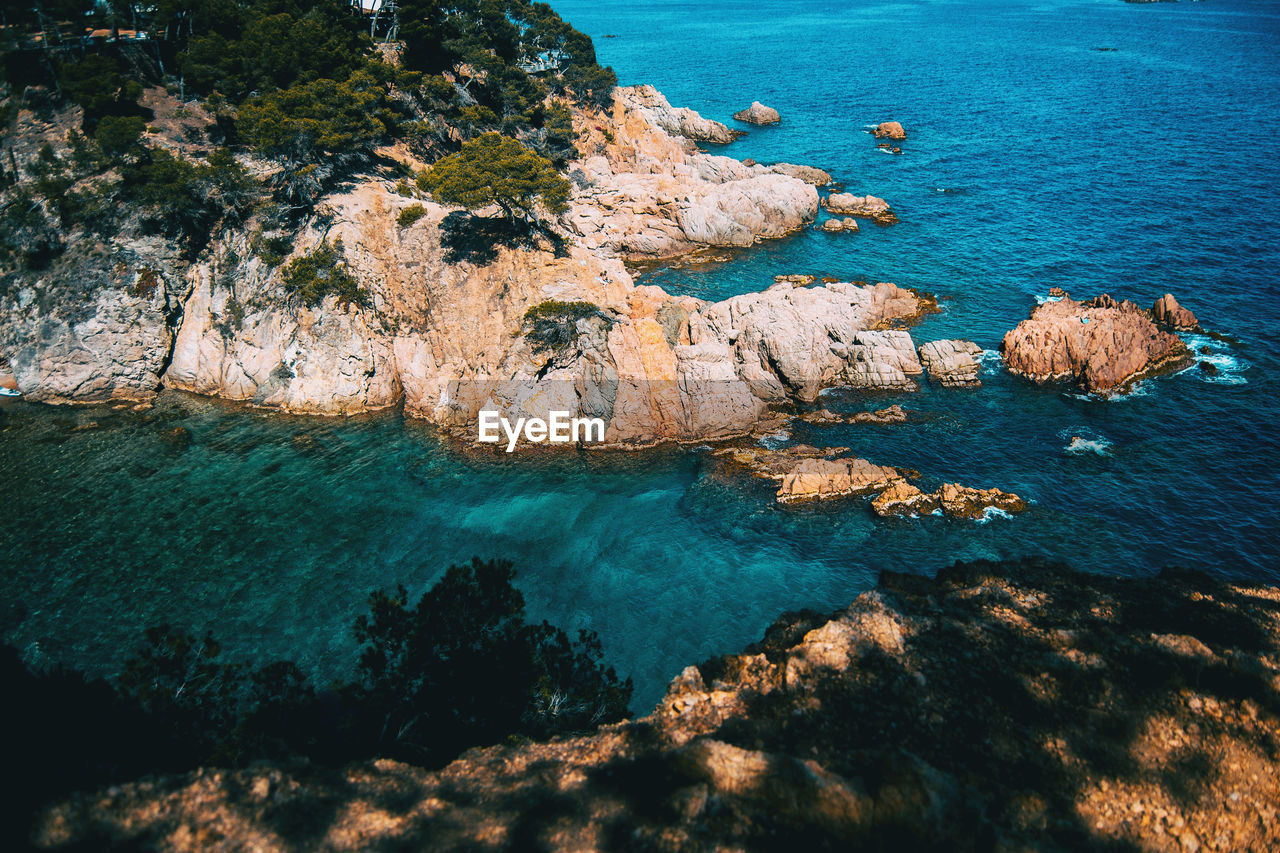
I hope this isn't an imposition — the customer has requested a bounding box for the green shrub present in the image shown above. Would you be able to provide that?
[393,179,415,197]
[419,133,570,223]
[94,116,147,161]
[523,300,607,351]
[252,232,294,268]
[396,203,427,229]
[281,240,367,308]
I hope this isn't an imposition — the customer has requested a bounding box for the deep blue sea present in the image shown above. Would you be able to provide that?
[3,0,1279,710]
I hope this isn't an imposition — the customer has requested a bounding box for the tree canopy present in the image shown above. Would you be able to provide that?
[419,132,569,222]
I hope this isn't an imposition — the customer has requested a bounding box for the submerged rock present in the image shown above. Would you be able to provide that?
[800,404,908,425]
[1000,294,1190,393]
[823,193,898,225]
[733,101,782,125]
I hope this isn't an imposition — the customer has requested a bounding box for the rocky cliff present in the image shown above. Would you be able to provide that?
[32,560,1280,851]
[0,86,937,446]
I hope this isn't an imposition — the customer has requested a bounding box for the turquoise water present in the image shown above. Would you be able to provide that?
[3,0,1280,710]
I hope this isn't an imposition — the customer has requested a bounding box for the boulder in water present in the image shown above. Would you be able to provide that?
[734,101,781,125]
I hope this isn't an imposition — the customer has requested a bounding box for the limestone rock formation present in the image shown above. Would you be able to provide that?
[1152,293,1200,331]
[776,457,903,503]
[823,193,898,225]
[734,101,781,125]
[873,121,907,140]
[1000,294,1191,393]
[918,339,984,387]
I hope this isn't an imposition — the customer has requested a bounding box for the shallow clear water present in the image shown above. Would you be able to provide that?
[3,0,1279,710]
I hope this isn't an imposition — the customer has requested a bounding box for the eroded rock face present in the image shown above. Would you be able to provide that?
[767,163,833,185]
[38,561,1279,852]
[823,193,898,225]
[733,101,781,125]
[0,238,190,403]
[2,85,869,448]
[1152,293,1200,331]
[619,84,743,144]
[873,121,907,140]
[566,87,818,258]
[1000,294,1191,393]
[918,339,984,387]
[871,481,941,516]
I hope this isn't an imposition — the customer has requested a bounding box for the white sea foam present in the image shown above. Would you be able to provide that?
[1178,334,1250,386]
[1034,294,1065,305]
[1065,436,1113,456]
[758,429,791,450]
[975,507,1015,525]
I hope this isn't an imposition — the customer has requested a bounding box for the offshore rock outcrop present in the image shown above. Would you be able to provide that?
[1152,292,1201,332]
[870,482,1027,519]
[33,560,1280,852]
[733,101,781,125]
[822,193,898,225]
[873,120,907,140]
[1001,294,1192,393]
[918,339,984,387]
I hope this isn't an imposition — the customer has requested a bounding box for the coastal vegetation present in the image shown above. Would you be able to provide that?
[4,557,632,840]
[280,239,367,307]
[418,132,571,224]
[0,0,616,270]
[523,298,608,351]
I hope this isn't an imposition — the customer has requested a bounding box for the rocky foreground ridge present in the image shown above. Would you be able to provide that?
[32,560,1280,851]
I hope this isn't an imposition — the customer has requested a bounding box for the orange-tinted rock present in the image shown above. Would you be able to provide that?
[1000,294,1190,393]
[776,458,902,503]
[1152,293,1200,331]
[823,193,898,225]
[873,121,906,140]
[937,483,1026,519]
[871,481,940,517]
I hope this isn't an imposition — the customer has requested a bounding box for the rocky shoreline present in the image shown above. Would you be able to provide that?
[31,559,1280,851]
[1,85,1219,451]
